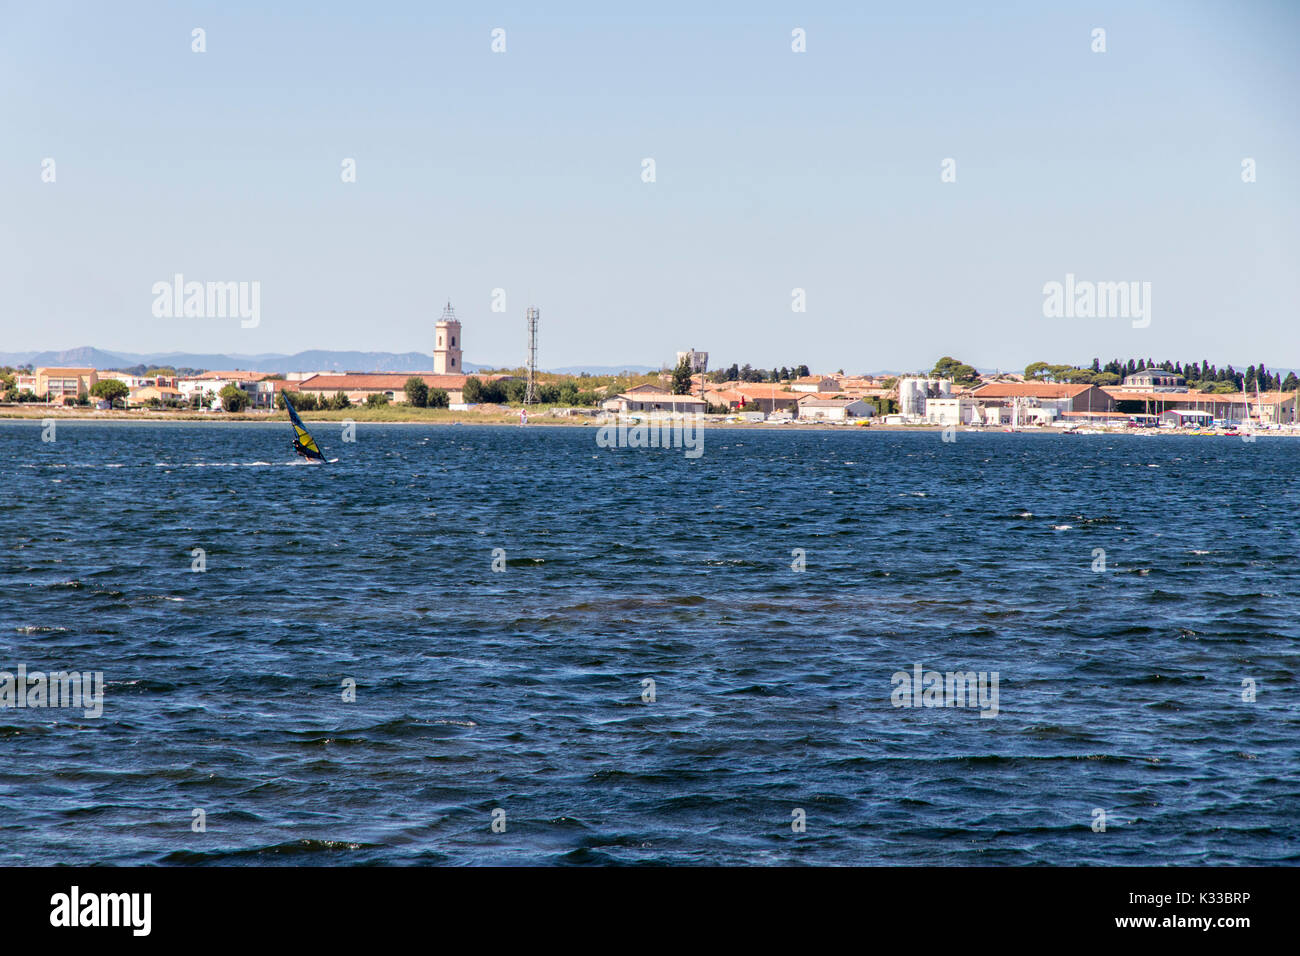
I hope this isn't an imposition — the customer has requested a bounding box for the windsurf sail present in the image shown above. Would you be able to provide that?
[283,393,326,461]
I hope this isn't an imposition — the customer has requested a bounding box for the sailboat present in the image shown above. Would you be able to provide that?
[283,393,326,462]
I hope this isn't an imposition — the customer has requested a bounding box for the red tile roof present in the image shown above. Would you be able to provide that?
[292,373,488,391]
[733,384,800,400]
[193,370,261,380]
[972,382,1095,399]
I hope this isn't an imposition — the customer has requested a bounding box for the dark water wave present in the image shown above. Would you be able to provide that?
[1,423,1297,865]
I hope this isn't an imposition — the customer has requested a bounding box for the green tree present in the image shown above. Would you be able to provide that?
[932,356,981,386]
[671,356,693,394]
[462,377,484,403]
[218,384,248,412]
[1024,361,1052,381]
[404,377,428,407]
[90,379,130,407]
[504,379,527,404]
[365,392,389,407]
[427,388,449,408]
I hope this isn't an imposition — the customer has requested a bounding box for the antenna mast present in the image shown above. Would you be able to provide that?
[524,306,539,405]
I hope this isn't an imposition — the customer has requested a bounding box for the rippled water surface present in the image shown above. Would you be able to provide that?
[2,422,1297,865]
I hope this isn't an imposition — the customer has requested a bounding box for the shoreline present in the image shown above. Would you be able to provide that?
[2,409,1296,437]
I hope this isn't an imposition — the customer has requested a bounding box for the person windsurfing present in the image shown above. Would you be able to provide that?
[283,392,326,462]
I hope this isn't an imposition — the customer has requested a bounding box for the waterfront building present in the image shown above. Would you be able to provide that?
[190,370,260,382]
[897,377,954,419]
[724,384,801,416]
[1101,387,1245,422]
[970,382,1115,416]
[100,371,149,389]
[796,396,873,420]
[130,384,184,406]
[923,396,976,426]
[34,367,98,401]
[602,383,708,416]
[1121,369,1186,390]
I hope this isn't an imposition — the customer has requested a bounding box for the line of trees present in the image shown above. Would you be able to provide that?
[403,378,449,408]
[705,364,812,384]
[461,376,601,406]
[276,391,352,411]
[1024,358,1299,393]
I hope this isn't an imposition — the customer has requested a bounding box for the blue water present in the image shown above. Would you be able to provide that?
[2,422,1297,865]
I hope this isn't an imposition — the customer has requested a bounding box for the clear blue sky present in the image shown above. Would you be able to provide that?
[2,1,1297,373]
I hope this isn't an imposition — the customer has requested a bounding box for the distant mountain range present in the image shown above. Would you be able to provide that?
[0,346,659,377]
[543,364,660,375]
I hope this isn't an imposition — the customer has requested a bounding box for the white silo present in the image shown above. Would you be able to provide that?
[899,377,926,419]
[898,378,914,417]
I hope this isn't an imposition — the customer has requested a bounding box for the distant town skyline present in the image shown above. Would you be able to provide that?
[6,343,1298,386]
[4,2,1298,370]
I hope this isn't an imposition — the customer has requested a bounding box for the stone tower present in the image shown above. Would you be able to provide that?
[434,301,463,374]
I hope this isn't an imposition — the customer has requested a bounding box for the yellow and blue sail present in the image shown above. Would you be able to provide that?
[283,393,325,460]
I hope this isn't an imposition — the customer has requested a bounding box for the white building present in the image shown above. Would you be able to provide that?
[898,377,953,420]
[100,371,149,389]
[602,383,708,416]
[790,376,840,393]
[796,396,872,420]
[924,397,976,426]
[974,404,1011,426]
[675,349,709,373]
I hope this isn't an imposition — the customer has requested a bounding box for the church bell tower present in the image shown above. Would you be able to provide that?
[434,301,463,374]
